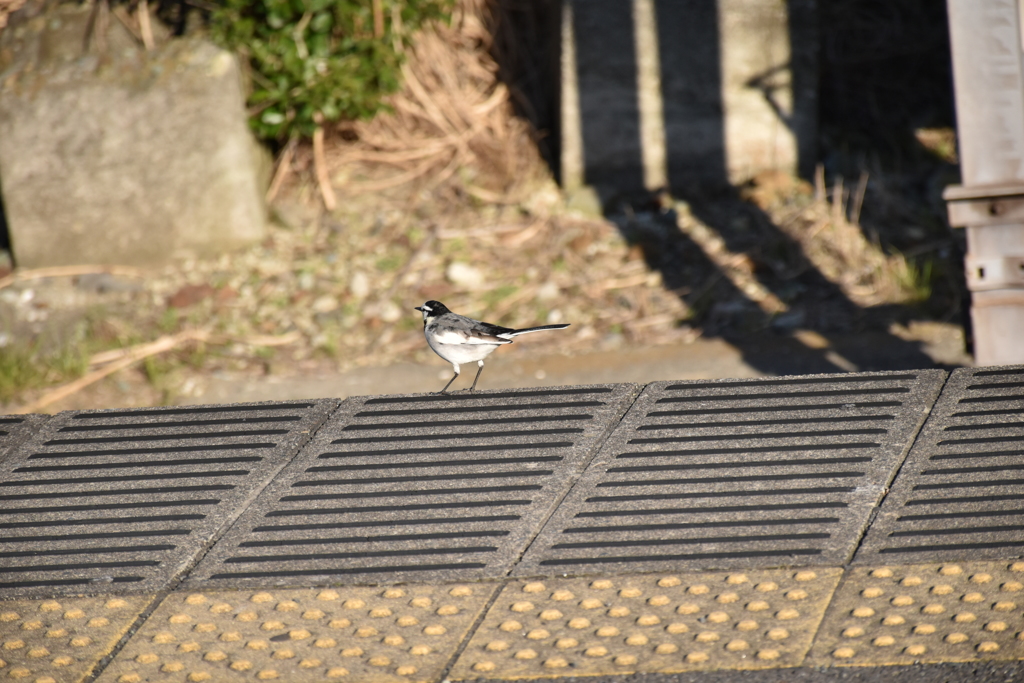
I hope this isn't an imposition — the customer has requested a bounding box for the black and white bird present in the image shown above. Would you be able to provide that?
[415,300,570,393]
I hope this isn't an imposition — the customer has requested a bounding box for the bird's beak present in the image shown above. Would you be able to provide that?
[414,306,423,312]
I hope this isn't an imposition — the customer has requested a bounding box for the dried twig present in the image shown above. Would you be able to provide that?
[0,265,145,290]
[312,126,337,210]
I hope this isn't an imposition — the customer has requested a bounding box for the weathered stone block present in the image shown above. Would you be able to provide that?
[0,5,266,267]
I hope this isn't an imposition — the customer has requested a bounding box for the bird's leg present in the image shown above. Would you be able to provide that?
[469,360,485,392]
[439,364,460,393]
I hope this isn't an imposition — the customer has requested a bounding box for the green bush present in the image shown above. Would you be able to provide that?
[208,0,452,143]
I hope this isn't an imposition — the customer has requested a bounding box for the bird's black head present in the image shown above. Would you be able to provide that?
[415,300,450,321]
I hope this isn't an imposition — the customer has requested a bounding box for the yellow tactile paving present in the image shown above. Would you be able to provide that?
[807,561,1024,666]
[448,568,842,679]
[0,595,152,683]
[96,584,496,683]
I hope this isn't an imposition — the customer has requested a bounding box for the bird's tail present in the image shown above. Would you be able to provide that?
[506,324,571,337]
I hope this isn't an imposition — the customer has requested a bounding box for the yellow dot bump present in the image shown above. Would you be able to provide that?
[285,629,309,641]
[686,651,709,663]
[250,592,274,603]
[499,620,522,632]
[544,657,569,669]
[510,601,534,613]
[396,665,417,676]
[45,629,66,639]
[485,640,509,652]
[369,656,390,667]
[962,592,985,603]
[717,592,739,604]
[236,611,258,622]
[861,587,884,598]
[0,612,18,622]
[381,588,405,599]
[327,667,349,677]
[193,623,216,633]
[317,590,340,601]
[540,609,564,621]
[526,629,550,640]
[676,603,700,615]
[551,589,574,601]
[726,574,749,585]
[219,631,242,642]
[902,576,923,587]
[607,606,630,618]
[954,613,976,623]
[688,584,709,595]
[473,661,496,673]
[977,641,1000,653]
[842,627,865,638]
[256,669,278,679]
[556,637,578,650]
[179,642,201,653]
[708,611,730,624]
[913,624,936,635]
[832,647,856,659]
[514,649,537,660]
[449,585,472,597]
[356,627,379,638]
[261,620,285,631]
[655,643,678,654]
[873,636,895,647]
[626,634,649,646]
[63,609,86,620]
[726,639,749,651]
[1011,562,1024,572]
[882,615,905,626]
[891,595,914,607]
[310,637,335,649]
[203,651,227,662]
[940,565,963,576]
[620,588,643,598]
[637,614,661,626]
[396,616,417,627]
[985,621,1008,632]
[272,649,295,660]
[696,632,720,643]
[757,649,780,661]
[52,656,73,667]
[994,601,1017,612]
[658,576,682,587]
[188,672,211,682]
[755,582,778,592]
[35,677,56,683]
[136,653,159,664]
[292,658,317,670]
[746,600,770,612]
[341,647,363,657]
[297,609,322,620]
[776,609,800,620]
[20,621,41,631]
[597,626,620,637]
[970,573,993,584]
[871,568,894,578]
[523,582,546,593]
[666,622,689,634]
[118,675,141,683]
[410,645,432,656]
[569,617,591,629]
[209,603,232,615]
[71,637,92,647]
[6,667,29,679]
[423,624,446,636]
[615,654,638,666]
[246,640,269,651]
[275,601,299,612]
[767,628,789,641]
[648,595,671,606]
[384,635,405,646]
[931,585,954,596]
[795,571,817,582]
[1003,581,1024,592]
[922,604,945,615]
[343,599,366,610]
[185,594,206,605]
[230,660,253,671]
[852,607,875,618]
[591,579,614,590]
[27,647,49,658]
[161,662,184,673]
[730,619,755,632]
[585,646,608,657]
[580,599,603,610]
[946,632,969,644]
[40,602,62,612]
[106,599,129,609]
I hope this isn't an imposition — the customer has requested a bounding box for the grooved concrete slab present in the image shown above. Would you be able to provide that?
[448,568,841,679]
[0,414,48,463]
[97,584,496,683]
[0,594,152,683]
[515,372,945,575]
[185,385,640,588]
[855,366,1024,563]
[807,561,1024,666]
[0,400,338,599]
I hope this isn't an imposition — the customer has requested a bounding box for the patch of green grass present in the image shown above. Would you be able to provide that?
[483,285,517,306]
[375,254,403,272]
[0,340,89,405]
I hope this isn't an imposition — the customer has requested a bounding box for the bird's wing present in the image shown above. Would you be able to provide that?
[432,325,512,345]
